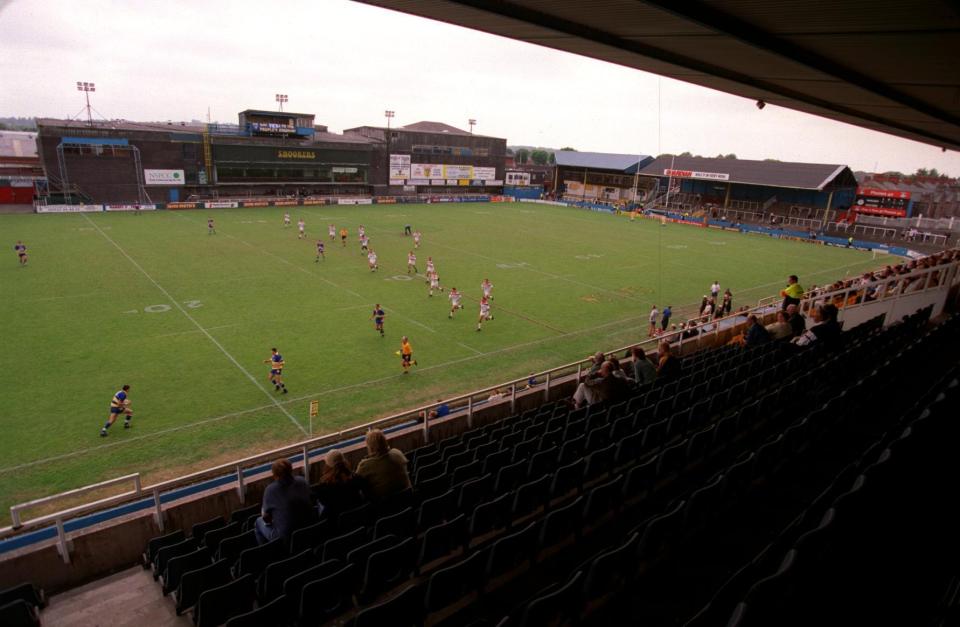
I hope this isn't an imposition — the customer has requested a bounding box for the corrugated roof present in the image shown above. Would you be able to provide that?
[555,150,653,173]
[638,155,855,190]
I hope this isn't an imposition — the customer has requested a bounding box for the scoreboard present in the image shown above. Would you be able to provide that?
[854,187,910,217]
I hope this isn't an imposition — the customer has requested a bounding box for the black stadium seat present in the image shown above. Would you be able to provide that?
[176,559,231,615]
[298,563,357,623]
[200,521,240,555]
[162,547,210,595]
[224,594,287,627]
[258,548,316,603]
[193,573,255,627]
[353,583,425,627]
[0,600,37,627]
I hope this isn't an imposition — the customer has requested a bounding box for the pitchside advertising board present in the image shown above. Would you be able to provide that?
[144,169,185,186]
[854,188,910,217]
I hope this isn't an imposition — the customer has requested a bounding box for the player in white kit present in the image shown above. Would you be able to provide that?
[407,251,418,274]
[428,272,443,297]
[481,278,494,300]
[425,257,435,277]
[328,223,336,240]
[448,287,462,318]
[413,230,422,248]
[283,212,291,227]
[367,249,379,272]
[477,296,493,331]
[360,235,369,254]
[358,225,366,239]
[297,218,306,239]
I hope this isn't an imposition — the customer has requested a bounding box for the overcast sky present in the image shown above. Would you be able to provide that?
[1,0,958,176]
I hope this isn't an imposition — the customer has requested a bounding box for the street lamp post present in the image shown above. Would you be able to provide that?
[76,81,95,126]
[468,118,476,134]
[275,94,288,112]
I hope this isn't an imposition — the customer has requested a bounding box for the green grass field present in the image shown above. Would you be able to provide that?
[0,203,880,523]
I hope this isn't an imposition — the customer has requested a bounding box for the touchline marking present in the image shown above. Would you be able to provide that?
[81,213,308,436]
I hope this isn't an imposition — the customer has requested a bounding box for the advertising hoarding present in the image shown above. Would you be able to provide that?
[663,169,730,181]
[144,169,185,185]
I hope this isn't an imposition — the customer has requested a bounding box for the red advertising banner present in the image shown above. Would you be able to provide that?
[854,206,908,217]
[856,187,911,200]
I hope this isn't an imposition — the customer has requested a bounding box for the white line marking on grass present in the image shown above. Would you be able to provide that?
[152,323,239,339]
[81,213,309,436]
[18,291,103,303]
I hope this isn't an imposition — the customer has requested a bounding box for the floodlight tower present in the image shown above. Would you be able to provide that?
[76,81,95,126]
[275,93,288,112]
[385,110,395,130]
[468,118,476,134]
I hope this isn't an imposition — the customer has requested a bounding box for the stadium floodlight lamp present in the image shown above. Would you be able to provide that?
[275,93,288,111]
[77,81,95,92]
[468,118,476,134]
[385,110,395,130]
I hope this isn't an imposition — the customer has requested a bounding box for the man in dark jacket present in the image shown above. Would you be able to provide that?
[744,314,771,347]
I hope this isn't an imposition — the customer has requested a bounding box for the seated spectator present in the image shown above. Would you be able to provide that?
[586,351,606,376]
[524,372,537,389]
[743,314,771,346]
[313,449,363,520]
[656,341,681,382]
[356,428,412,501]
[786,304,806,337]
[681,321,699,339]
[792,304,841,347]
[608,355,630,380]
[630,346,657,386]
[765,310,794,341]
[573,360,628,408]
[487,388,505,401]
[254,458,313,545]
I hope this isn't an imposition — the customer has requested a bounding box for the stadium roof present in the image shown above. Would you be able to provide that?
[355,0,960,152]
[239,109,314,119]
[638,155,857,191]
[400,121,472,135]
[555,150,654,173]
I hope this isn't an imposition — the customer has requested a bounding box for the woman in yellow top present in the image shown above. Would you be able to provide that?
[400,336,417,373]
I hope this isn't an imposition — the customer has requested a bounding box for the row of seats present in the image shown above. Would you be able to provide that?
[0,582,45,627]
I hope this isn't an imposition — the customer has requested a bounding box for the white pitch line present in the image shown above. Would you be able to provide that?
[151,323,239,340]
[81,213,308,436]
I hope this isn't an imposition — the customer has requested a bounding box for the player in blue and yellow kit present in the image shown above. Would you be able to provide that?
[371,304,386,337]
[315,239,325,262]
[264,348,288,393]
[100,385,133,436]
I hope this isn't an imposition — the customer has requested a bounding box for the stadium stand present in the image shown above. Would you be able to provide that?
[21,298,955,626]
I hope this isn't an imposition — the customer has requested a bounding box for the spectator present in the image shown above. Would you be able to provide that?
[254,458,313,545]
[701,298,714,322]
[792,304,841,347]
[314,449,363,520]
[648,305,659,337]
[487,388,505,401]
[656,340,681,382]
[356,428,412,501]
[661,305,672,331]
[780,275,804,310]
[630,346,657,386]
[743,314,771,346]
[587,351,606,376]
[710,281,720,300]
[524,372,537,389]
[425,398,450,420]
[721,289,733,316]
[786,304,806,337]
[681,321,699,339]
[765,310,794,341]
[573,360,629,408]
[699,296,709,317]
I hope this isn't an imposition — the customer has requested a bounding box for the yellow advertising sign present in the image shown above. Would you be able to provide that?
[309,400,319,418]
[277,150,316,160]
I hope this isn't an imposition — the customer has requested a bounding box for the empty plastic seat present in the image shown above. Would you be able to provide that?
[636,499,686,562]
[191,516,226,545]
[280,559,343,614]
[470,492,512,539]
[445,449,476,475]
[418,514,468,572]
[622,455,657,506]
[686,424,716,465]
[225,594,287,627]
[485,520,539,587]
[683,473,724,533]
[193,572,255,627]
[360,536,417,601]
[582,474,623,529]
[457,474,493,512]
[232,536,286,579]
[229,503,261,527]
[154,537,198,580]
[374,506,415,540]
[537,495,583,555]
[582,531,640,609]
[163,547,211,595]
[338,502,374,533]
[354,583,425,627]
[289,519,333,555]
[655,438,689,482]
[550,457,585,501]
[512,438,539,464]
[563,419,587,440]
[558,434,586,465]
[321,527,367,563]
[512,474,551,521]
[585,425,610,451]
[614,429,643,468]
[143,528,185,567]
[347,535,400,574]
[298,563,356,624]
[424,551,485,617]
[495,459,528,494]
[451,459,484,485]
[584,443,616,482]
[517,570,584,627]
[176,559,230,615]
[527,446,559,480]
[216,530,257,566]
[0,600,37,627]
[201,521,240,555]
[258,548,316,603]
[416,474,451,501]
[641,418,668,450]
[417,489,455,531]
[0,584,45,611]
